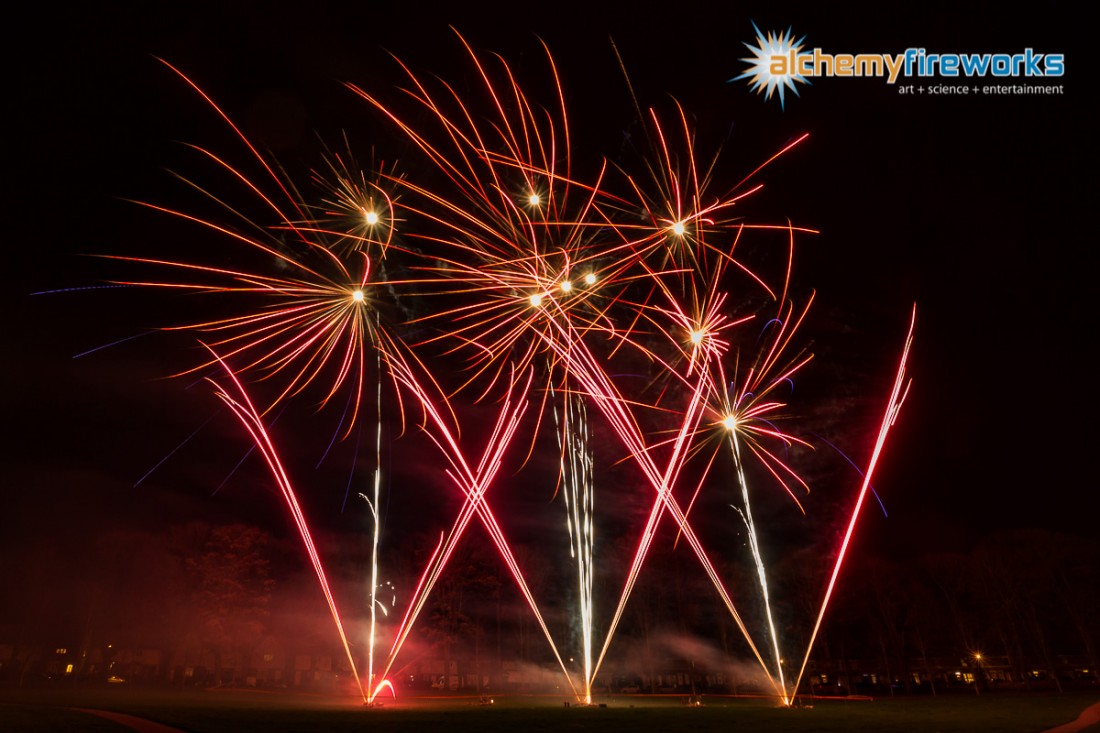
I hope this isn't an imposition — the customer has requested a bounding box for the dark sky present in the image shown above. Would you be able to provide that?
[3,3,1091,613]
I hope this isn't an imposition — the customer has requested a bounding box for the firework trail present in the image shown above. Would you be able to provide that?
[551,385,597,702]
[535,314,783,697]
[381,348,579,699]
[346,37,820,700]
[346,33,667,395]
[727,429,786,695]
[792,306,915,697]
[114,61,413,704]
[363,331,386,703]
[205,348,366,701]
[688,294,816,696]
[110,33,914,707]
[111,60,404,434]
[535,219,818,702]
[345,36,649,701]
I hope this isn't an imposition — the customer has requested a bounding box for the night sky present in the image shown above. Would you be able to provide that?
[4,4,1091,630]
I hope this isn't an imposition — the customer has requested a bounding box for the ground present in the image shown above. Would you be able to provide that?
[1,687,1097,732]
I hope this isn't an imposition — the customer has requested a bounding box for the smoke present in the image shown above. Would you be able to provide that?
[599,629,776,691]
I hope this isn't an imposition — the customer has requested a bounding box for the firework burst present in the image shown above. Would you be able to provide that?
[93,34,914,707]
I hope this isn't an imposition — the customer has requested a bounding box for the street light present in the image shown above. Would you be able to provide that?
[971,651,983,696]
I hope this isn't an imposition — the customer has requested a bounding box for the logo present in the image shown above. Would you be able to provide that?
[733,23,1066,107]
[734,24,811,109]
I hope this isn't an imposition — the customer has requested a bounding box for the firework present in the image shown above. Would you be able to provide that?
[792,306,915,696]
[101,34,913,707]
[551,385,597,702]
[381,349,578,698]
[206,348,366,701]
[111,60,405,434]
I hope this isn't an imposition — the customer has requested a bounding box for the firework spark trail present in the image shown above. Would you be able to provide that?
[353,43,645,692]
[376,361,520,686]
[119,66,406,702]
[719,298,816,509]
[690,296,816,697]
[727,429,786,696]
[123,43,913,707]
[379,350,580,699]
[533,251,793,697]
[377,69,806,698]
[110,62,412,438]
[364,332,384,703]
[110,250,382,432]
[204,349,366,702]
[792,306,915,697]
[156,58,309,223]
[542,326,782,698]
[551,386,596,702]
[594,371,779,697]
[344,32,669,396]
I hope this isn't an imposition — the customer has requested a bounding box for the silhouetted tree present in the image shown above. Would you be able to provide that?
[185,523,274,685]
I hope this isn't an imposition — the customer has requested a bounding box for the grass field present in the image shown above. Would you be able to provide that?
[2,687,1097,732]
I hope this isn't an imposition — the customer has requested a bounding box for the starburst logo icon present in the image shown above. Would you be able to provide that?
[733,23,810,109]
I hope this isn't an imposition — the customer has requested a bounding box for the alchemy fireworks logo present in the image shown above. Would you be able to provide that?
[734,22,1066,107]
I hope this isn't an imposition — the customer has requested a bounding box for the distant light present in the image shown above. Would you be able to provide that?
[530,293,543,307]
[671,221,686,236]
[364,210,380,226]
[722,415,738,432]
[584,273,596,285]
[560,280,573,293]
[352,289,365,302]
[690,329,705,345]
[528,193,541,206]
